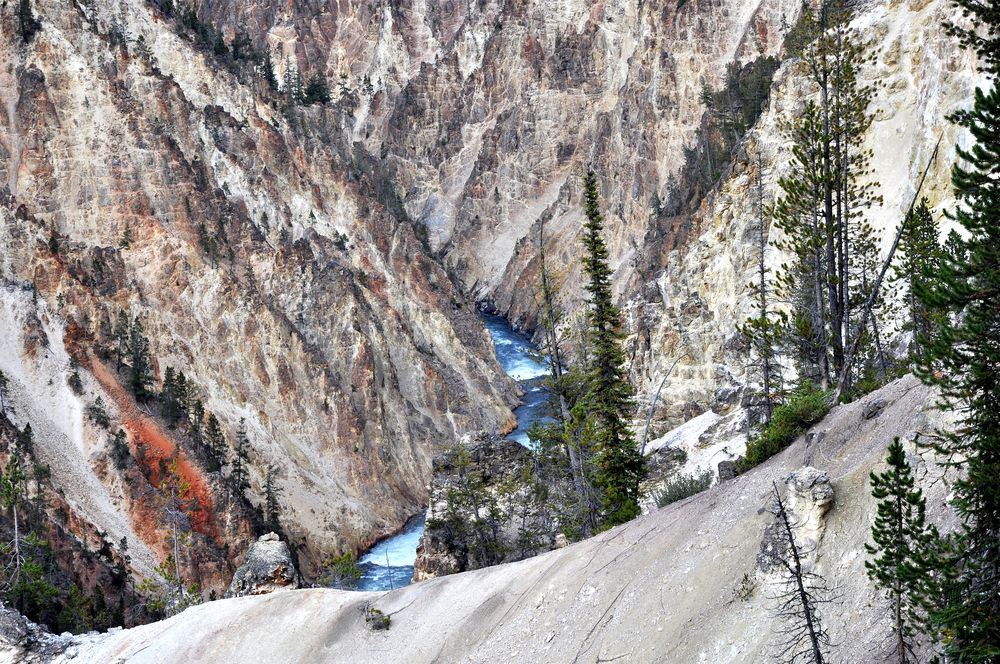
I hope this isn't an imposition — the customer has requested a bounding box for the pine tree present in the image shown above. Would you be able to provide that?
[113,311,129,371]
[913,3,1000,658]
[188,399,205,450]
[128,318,153,401]
[230,28,252,61]
[578,171,644,529]
[18,424,33,457]
[261,50,278,91]
[17,0,41,43]
[204,413,225,472]
[174,371,190,417]
[303,73,331,105]
[740,148,786,423]
[866,439,936,663]
[888,198,944,357]
[110,429,130,469]
[773,0,883,394]
[230,418,251,495]
[161,367,181,426]
[118,224,132,250]
[262,465,282,533]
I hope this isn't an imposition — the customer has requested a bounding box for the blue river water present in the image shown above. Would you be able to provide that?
[354,313,550,591]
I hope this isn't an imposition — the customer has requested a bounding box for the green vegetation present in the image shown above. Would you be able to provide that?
[911,0,1000,655]
[364,605,390,630]
[667,56,780,215]
[866,439,937,663]
[654,470,713,508]
[577,171,646,529]
[320,552,362,590]
[737,385,830,472]
[17,0,41,43]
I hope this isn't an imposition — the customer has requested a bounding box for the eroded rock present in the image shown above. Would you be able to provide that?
[757,467,834,574]
[226,533,300,598]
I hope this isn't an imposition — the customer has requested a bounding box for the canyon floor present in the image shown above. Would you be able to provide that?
[6,374,947,664]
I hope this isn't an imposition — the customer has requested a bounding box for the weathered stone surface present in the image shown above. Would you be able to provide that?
[0,604,73,663]
[226,533,300,598]
[717,460,739,481]
[756,467,834,574]
[863,398,890,420]
[0,0,518,580]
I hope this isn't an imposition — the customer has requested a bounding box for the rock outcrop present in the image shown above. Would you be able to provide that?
[53,376,957,663]
[757,467,834,574]
[0,604,75,664]
[413,431,549,581]
[226,533,300,598]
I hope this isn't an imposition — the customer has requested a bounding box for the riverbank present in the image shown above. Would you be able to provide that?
[353,314,549,591]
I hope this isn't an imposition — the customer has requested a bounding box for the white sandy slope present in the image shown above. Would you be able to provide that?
[56,375,951,664]
[0,286,157,575]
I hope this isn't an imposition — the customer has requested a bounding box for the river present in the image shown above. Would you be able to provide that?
[354,313,549,591]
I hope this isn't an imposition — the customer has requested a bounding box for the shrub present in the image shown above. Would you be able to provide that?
[364,605,390,630]
[320,552,362,590]
[655,469,713,508]
[737,384,830,472]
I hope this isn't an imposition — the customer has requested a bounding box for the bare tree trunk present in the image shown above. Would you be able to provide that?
[774,485,826,664]
[758,153,776,421]
[833,136,941,402]
[537,219,592,536]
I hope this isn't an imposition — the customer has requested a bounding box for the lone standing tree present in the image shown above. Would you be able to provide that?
[865,438,936,663]
[578,170,645,530]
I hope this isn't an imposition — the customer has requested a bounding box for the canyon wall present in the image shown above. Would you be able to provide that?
[194,0,982,429]
[0,0,518,582]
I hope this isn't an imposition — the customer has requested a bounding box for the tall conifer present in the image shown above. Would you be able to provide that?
[915,2,1000,657]
[577,171,644,529]
[866,438,936,663]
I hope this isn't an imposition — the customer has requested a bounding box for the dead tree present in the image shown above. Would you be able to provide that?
[769,482,832,664]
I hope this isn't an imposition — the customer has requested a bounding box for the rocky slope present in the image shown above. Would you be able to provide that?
[23,375,956,663]
[187,0,980,434]
[1,0,518,584]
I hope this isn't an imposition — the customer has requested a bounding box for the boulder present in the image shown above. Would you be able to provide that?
[226,533,300,598]
[757,467,834,573]
[717,460,739,481]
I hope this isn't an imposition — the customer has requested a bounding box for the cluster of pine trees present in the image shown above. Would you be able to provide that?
[743,0,1000,660]
[0,403,134,632]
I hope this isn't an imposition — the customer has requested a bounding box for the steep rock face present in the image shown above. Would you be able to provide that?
[0,0,517,578]
[626,0,983,429]
[197,0,801,320]
[196,0,981,435]
[56,376,959,663]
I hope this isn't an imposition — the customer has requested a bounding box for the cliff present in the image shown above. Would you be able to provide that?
[1,0,518,584]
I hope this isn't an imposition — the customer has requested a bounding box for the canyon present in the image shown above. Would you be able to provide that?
[0,0,985,655]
